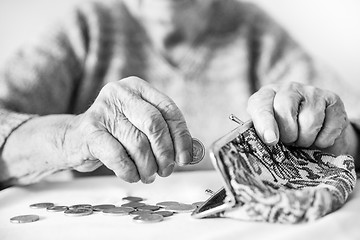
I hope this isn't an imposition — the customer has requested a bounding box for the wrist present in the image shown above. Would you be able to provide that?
[57,114,88,169]
[1,115,77,184]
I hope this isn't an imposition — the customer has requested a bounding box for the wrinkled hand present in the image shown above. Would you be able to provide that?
[247,82,352,155]
[64,77,193,183]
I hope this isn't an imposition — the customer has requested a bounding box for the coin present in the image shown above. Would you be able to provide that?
[10,215,40,224]
[92,204,115,211]
[153,211,174,217]
[46,206,69,212]
[165,204,196,213]
[129,210,152,216]
[136,205,160,211]
[190,138,205,165]
[122,196,144,202]
[156,201,180,207]
[133,213,164,223]
[64,208,93,217]
[29,202,55,209]
[69,204,92,209]
[102,207,134,216]
[121,202,146,208]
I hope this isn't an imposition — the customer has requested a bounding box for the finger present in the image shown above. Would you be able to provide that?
[247,87,279,145]
[314,93,348,148]
[295,88,326,147]
[114,78,176,177]
[273,88,301,144]
[113,118,159,183]
[87,131,140,183]
[130,77,193,166]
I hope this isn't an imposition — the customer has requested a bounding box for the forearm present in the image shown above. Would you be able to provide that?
[0,114,76,186]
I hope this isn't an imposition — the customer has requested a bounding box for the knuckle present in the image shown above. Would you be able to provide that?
[247,89,275,114]
[157,99,178,117]
[120,76,148,91]
[121,76,142,84]
[157,148,175,163]
[135,131,151,148]
[247,90,263,105]
[143,113,167,136]
[101,81,118,94]
[328,91,340,102]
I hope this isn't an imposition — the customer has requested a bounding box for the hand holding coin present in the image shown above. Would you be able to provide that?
[63,77,195,184]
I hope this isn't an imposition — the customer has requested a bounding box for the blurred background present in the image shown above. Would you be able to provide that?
[0,0,359,90]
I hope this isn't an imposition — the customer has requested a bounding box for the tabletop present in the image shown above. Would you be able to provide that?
[0,171,359,240]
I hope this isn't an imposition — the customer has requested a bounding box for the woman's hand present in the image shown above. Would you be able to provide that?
[63,77,193,183]
[247,82,356,156]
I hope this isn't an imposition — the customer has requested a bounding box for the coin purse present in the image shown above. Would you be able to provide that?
[192,121,356,223]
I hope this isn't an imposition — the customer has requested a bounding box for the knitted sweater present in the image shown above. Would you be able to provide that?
[0,0,358,175]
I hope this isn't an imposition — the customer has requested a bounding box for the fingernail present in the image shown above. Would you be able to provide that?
[161,163,175,177]
[264,129,277,144]
[144,174,156,184]
[178,151,191,166]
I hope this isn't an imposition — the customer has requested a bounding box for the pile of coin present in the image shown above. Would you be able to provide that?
[10,196,205,224]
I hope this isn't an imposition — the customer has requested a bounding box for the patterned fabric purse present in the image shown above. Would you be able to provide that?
[192,121,356,223]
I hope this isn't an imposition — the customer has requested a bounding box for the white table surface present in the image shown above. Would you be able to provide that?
[0,171,359,240]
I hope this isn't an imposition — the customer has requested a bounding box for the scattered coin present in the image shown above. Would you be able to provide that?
[102,207,134,216]
[121,202,146,208]
[122,196,144,202]
[133,213,164,223]
[69,204,92,209]
[154,211,174,217]
[10,215,40,224]
[15,196,204,224]
[190,138,205,165]
[136,209,153,213]
[29,202,55,209]
[46,206,69,212]
[165,204,196,213]
[136,205,160,211]
[130,210,152,216]
[156,201,180,207]
[92,204,115,211]
[64,208,93,217]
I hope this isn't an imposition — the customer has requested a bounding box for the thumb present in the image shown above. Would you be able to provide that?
[247,87,279,145]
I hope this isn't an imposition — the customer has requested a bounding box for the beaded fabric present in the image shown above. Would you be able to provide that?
[218,127,356,223]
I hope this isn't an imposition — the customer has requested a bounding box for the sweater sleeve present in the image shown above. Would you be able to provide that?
[0,4,89,155]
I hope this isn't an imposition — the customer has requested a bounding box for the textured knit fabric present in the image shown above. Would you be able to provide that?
[0,0,359,177]
[218,127,356,223]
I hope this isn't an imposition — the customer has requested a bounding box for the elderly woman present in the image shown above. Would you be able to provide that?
[0,0,359,188]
